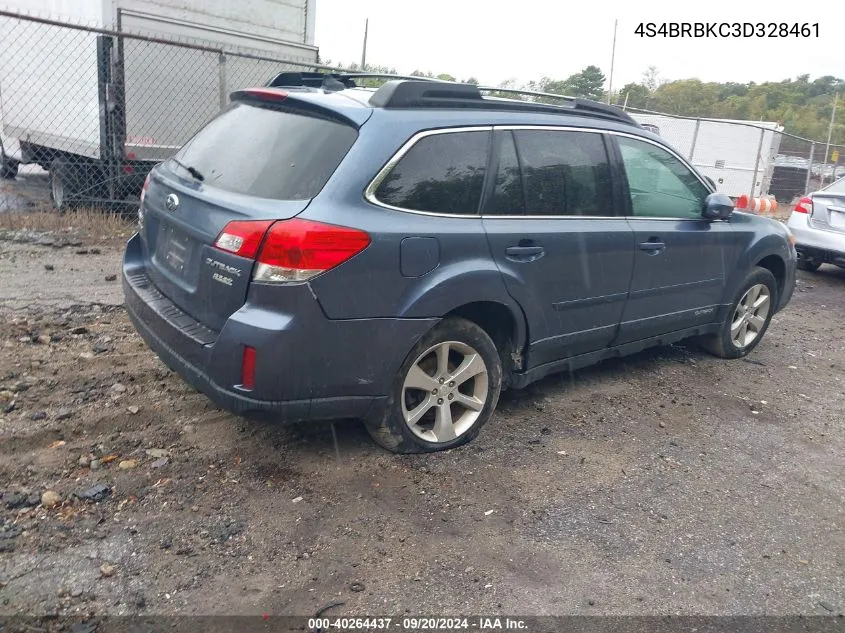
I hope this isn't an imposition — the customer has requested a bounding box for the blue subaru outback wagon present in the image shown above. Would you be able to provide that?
[123,74,796,453]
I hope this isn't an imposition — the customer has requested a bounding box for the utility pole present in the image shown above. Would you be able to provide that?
[607,19,617,104]
[360,18,368,71]
[822,92,838,187]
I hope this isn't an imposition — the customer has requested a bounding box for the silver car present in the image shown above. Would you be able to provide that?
[787,177,845,271]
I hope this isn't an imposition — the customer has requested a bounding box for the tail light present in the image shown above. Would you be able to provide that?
[140,173,151,204]
[253,218,370,283]
[212,218,370,283]
[793,196,812,214]
[213,220,274,259]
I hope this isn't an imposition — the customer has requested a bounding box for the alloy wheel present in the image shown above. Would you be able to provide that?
[401,340,489,444]
[730,283,771,348]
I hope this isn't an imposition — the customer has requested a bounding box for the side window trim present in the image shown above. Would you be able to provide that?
[364,126,493,217]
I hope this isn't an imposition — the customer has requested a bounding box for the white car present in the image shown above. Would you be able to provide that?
[786,177,845,271]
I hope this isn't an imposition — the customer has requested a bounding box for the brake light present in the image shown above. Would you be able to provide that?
[213,220,274,259]
[253,218,370,283]
[793,196,812,214]
[140,173,151,204]
[242,88,288,101]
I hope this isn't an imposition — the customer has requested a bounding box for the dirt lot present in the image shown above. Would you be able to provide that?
[0,226,843,621]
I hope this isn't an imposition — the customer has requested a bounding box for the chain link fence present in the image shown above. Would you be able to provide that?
[623,108,845,213]
[2,10,844,215]
[0,10,324,213]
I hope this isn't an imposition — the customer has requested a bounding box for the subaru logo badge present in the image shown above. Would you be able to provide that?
[166,193,179,212]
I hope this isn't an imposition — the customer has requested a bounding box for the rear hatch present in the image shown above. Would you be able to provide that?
[809,193,845,234]
[809,177,845,235]
[138,91,363,330]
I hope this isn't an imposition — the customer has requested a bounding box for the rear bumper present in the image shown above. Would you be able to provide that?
[786,213,845,266]
[122,233,435,421]
[794,243,845,267]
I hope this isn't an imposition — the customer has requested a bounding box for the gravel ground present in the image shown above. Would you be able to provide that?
[0,232,843,621]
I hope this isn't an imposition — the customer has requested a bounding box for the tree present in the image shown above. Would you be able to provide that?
[618,82,649,109]
[642,66,662,92]
[565,65,606,100]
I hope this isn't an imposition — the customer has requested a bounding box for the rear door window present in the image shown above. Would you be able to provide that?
[171,103,357,200]
[373,130,490,214]
[512,130,614,216]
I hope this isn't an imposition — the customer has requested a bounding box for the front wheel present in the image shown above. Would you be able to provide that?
[364,317,502,453]
[797,259,821,272]
[699,266,778,359]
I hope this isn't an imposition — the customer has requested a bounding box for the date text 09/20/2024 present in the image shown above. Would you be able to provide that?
[307,617,527,631]
[635,22,819,37]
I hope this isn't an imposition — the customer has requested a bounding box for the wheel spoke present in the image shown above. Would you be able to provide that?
[405,395,435,426]
[730,315,744,334]
[746,285,761,306]
[752,292,770,311]
[432,404,457,442]
[450,353,486,387]
[748,314,765,332]
[737,320,750,345]
[405,364,439,392]
[435,343,450,376]
[454,392,484,412]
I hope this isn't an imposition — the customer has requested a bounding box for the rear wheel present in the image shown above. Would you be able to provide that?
[50,158,107,213]
[0,151,18,179]
[797,258,821,272]
[364,317,502,453]
[699,267,778,359]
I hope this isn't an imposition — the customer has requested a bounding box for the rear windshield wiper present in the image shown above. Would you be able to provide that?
[170,157,205,182]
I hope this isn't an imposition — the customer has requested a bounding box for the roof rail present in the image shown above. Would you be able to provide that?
[476,86,637,125]
[368,80,637,126]
[265,72,638,126]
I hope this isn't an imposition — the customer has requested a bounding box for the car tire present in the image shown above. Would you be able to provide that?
[0,152,18,180]
[699,266,778,359]
[363,317,502,454]
[797,259,821,272]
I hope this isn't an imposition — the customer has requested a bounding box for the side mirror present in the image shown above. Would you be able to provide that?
[702,192,734,220]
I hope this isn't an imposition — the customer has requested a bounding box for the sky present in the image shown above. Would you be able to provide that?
[313,0,842,90]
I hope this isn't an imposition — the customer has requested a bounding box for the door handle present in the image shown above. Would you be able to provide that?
[639,241,666,254]
[506,245,545,261]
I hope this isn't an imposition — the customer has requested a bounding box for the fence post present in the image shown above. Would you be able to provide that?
[689,118,701,161]
[805,142,815,194]
[218,51,228,111]
[750,127,765,198]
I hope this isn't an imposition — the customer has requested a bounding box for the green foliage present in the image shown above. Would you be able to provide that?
[319,60,844,144]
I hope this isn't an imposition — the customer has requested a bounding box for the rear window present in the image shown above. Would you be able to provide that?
[170,103,357,200]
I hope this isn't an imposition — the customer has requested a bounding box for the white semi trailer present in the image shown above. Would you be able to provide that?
[0,0,318,208]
